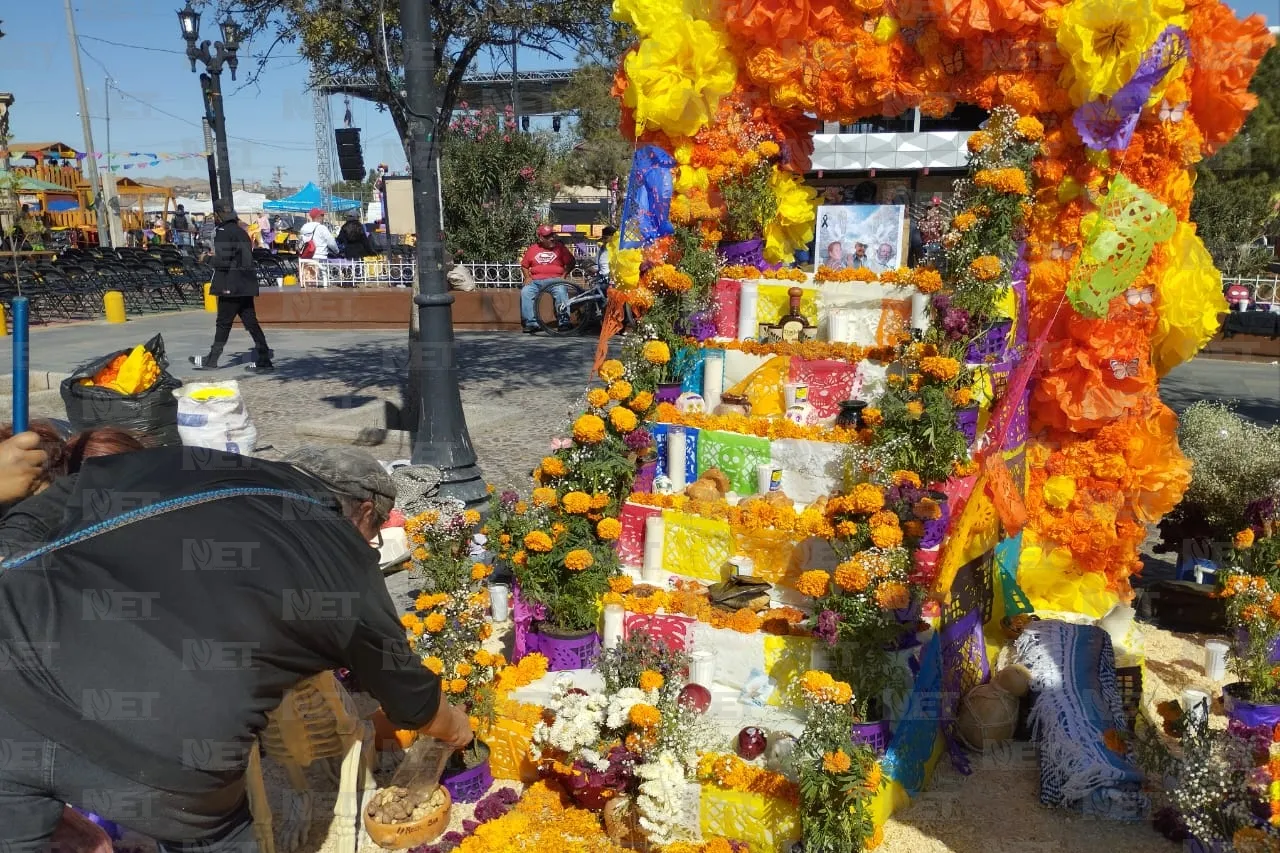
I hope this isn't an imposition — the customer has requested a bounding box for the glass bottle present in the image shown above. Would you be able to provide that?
[776,287,817,343]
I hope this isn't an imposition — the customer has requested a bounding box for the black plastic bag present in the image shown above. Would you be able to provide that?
[61,333,184,446]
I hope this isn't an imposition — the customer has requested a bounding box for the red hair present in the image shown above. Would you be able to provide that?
[63,428,148,474]
[0,420,67,488]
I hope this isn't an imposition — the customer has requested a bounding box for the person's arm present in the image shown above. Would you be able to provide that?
[0,474,76,560]
[323,226,340,253]
[236,226,255,272]
[561,244,576,274]
[0,433,50,509]
[519,246,534,283]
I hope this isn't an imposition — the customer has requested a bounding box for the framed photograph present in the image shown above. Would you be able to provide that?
[813,204,907,274]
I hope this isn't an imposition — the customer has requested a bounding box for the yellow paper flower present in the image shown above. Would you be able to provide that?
[599,359,626,382]
[1056,0,1186,106]
[1017,529,1119,617]
[622,17,737,137]
[642,340,671,364]
[573,414,607,444]
[613,248,643,289]
[1153,223,1226,376]
[1042,475,1077,510]
[609,406,639,433]
[763,167,819,265]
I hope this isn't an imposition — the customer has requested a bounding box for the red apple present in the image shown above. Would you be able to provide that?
[566,687,589,697]
[382,510,406,529]
[737,726,768,760]
[678,683,712,714]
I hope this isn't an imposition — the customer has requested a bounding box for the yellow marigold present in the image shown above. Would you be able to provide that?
[974,168,1029,195]
[573,414,607,444]
[847,483,885,514]
[865,762,883,790]
[564,549,595,571]
[471,562,492,581]
[800,670,853,704]
[871,524,904,549]
[479,622,492,640]
[920,356,960,382]
[514,501,527,514]
[875,582,911,610]
[834,560,871,592]
[1236,528,1256,549]
[524,531,554,553]
[423,656,444,674]
[599,359,625,382]
[464,510,481,526]
[913,497,943,521]
[912,267,943,294]
[969,255,1002,282]
[629,703,662,728]
[892,470,922,488]
[513,549,527,567]
[795,570,831,599]
[823,750,852,774]
[400,612,421,631]
[629,391,655,412]
[450,678,467,694]
[757,140,781,158]
[425,612,447,632]
[1244,604,1265,622]
[642,340,671,365]
[952,212,978,232]
[905,400,924,419]
[608,380,634,400]
[609,406,639,433]
[532,487,557,508]
[1015,116,1044,141]
[597,517,623,540]
[953,387,974,407]
[455,661,473,677]
[541,456,567,478]
[967,130,993,153]
[609,575,634,593]
[868,826,885,850]
[562,491,592,514]
[728,608,762,633]
[586,388,610,409]
[474,649,494,667]
[862,408,884,427]
[603,591,625,606]
[639,670,665,692]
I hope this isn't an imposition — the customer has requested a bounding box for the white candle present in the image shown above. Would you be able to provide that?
[703,351,724,413]
[737,282,759,341]
[689,650,715,686]
[911,291,931,334]
[489,583,510,622]
[667,426,688,491]
[1181,688,1210,727]
[642,516,665,581]
[602,604,625,650]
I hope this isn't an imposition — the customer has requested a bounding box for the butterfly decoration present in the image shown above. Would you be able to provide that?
[1048,242,1079,262]
[1125,286,1155,306]
[940,48,965,76]
[1074,26,1189,153]
[550,437,573,451]
[1158,100,1187,123]
[1109,358,1141,380]
[864,17,878,32]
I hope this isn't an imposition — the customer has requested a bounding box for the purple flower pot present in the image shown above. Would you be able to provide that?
[1233,628,1280,663]
[851,719,892,754]
[966,319,1013,363]
[442,745,495,804]
[656,383,683,405]
[531,628,601,672]
[718,238,766,270]
[634,460,657,493]
[1184,837,1228,853]
[918,491,951,550]
[1223,682,1280,730]
[954,406,980,445]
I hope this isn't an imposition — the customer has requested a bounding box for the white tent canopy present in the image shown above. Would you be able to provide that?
[169,191,266,216]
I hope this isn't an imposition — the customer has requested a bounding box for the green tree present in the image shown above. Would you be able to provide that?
[222,0,617,159]
[1190,47,1280,276]
[331,168,378,205]
[551,31,634,193]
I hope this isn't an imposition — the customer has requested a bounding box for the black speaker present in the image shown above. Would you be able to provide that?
[335,128,365,182]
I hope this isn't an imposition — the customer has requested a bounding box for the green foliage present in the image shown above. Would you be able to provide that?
[1191,47,1280,276]
[795,697,882,852]
[594,629,690,695]
[875,383,969,487]
[440,107,560,262]
[672,226,719,302]
[552,62,633,191]
[719,163,777,242]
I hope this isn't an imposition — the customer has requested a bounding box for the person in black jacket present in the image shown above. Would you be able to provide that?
[190,199,273,373]
[338,212,374,261]
[0,444,472,852]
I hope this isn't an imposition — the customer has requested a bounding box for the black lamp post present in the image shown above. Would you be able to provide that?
[178,1,239,206]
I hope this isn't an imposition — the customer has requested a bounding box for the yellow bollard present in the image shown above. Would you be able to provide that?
[0,302,7,337]
[104,291,127,324]
[282,274,298,286]
[203,282,218,312]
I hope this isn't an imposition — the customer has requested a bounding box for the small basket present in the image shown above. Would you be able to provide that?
[966,320,1013,363]
[718,238,766,270]
[533,628,602,672]
[851,719,892,754]
[441,745,494,804]
[363,785,452,850]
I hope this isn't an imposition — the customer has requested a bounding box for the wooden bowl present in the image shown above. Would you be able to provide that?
[363,785,452,850]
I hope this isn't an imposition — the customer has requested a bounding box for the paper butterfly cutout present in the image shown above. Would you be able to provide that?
[1159,100,1187,123]
[940,49,965,76]
[1048,242,1079,262]
[551,437,572,450]
[1069,175,1176,318]
[1125,286,1155,306]
[1109,358,1140,380]
[1074,26,1189,153]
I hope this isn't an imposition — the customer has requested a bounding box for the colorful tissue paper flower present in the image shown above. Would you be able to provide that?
[763,167,819,264]
[1056,0,1186,107]
[1187,1,1275,154]
[614,248,643,289]
[1018,528,1122,617]
[1152,222,1226,376]
[623,18,738,138]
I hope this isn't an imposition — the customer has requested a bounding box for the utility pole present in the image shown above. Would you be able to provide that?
[511,29,519,133]
[100,78,124,248]
[64,0,109,247]
[272,166,285,196]
[399,0,485,507]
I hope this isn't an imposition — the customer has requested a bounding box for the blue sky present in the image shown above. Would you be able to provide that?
[2,0,1277,186]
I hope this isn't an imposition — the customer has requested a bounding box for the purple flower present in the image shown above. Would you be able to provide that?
[500,490,518,507]
[624,428,652,452]
[495,787,519,806]
[942,307,972,340]
[1245,495,1277,529]
[815,609,840,646]
[441,832,464,847]
[678,310,717,342]
[462,819,479,834]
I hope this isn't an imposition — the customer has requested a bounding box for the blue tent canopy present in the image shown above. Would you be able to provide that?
[263,182,361,213]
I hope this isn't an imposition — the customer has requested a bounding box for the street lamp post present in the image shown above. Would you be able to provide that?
[177,2,239,206]
[399,0,487,508]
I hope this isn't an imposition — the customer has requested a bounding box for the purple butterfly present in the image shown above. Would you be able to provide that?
[1074,26,1190,153]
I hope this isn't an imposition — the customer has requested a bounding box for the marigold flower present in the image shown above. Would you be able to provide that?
[953,387,974,407]
[425,612,447,632]
[871,524,904,549]
[597,517,623,540]
[865,762,883,791]
[862,408,884,427]
[795,570,830,598]
[629,703,662,728]
[875,582,911,610]
[974,168,1029,195]
[757,140,781,158]
[474,649,493,667]
[541,456,567,478]
[967,131,993,153]
[1236,528,1256,549]
[411,546,428,562]
[952,212,978,232]
[599,359,625,382]
[609,575,634,593]
[906,401,925,419]
[639,670,665,691]
[455,661,473,677]
[513,549,527,567]
[969,255,1003,282]
[892,470,922,488]
[450,678,467,694]
[629,391,655,412]
[471,562,492,580]
[524,531,554,553]
[463,509,481,526]
[1015,116,1044,142]
[834,560,871,592]
[846,483,885,514]
[728,608,762,633]
[913,497,943,521]
[564,549,595,571]
[642,340,671,365]
[920,356,960,382]
[573,413,607,444]
[608,380,634,400]
[912,267,943,294]
[823,750,852,773]
[586,387,609,409]
[561,491,592,514]
[610,406,639,433]
[424,656,444,674]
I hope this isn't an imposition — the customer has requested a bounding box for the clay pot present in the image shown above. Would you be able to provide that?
[363,786,452,850]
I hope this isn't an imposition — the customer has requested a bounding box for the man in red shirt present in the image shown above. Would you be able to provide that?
[520,225,576,332]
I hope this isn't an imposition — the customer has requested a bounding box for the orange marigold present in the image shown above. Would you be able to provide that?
[629,703,662,728]
[425,612,447,632]
[1015,116,1045,142]
[967,131,993,153]
[969,255,1003,281]
[423,656,444,674]
[871,524,904,549]
[629,391,655,412]
[599,359,625,382]
[822,750,852,773]
[609,406,639,433]
[834,560,871,592]
[524,531,554,553]
[532,487,557,507]
[471,562,492,580]
[597,517,623,540]
[865,762,883,791]
[911,267,943,294]
[609,575,634,594]
[920,356,960,382]
[795,570,831,599]
[974,168,1030,195]
[590,492,610,509]
[913,497,943,520]
[862,408,884,427]
[541,456,567,478]
[586,388,610,409]
[728,608,762,633]
[450,678,467,694]
[573,414,607,444]
[562,491,592,514]
[642,340,671,365]
[564,549,595,571]
[1236,528,1256,549]
[952,212,978,232]
[639,670,665,692]
[608,380,634,400]
[847,483,885,514]
[906,401,925,419]
[875,582,910,610]
[892,470,922,488]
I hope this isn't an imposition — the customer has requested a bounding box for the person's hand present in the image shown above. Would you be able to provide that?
[0,433,48,505]
[419,695,473,749]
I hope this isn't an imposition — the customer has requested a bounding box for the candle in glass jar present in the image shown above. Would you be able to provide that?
[667,426,687,491]
[911,292,931,335]
[689,650,715,686]
[737,281,759,341]
[642,516,665,581]
[603,604,625,650]
[703,350,724,413]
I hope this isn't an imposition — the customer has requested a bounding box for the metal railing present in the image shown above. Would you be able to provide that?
[297,255,416,288]
[1223,276,1279,308]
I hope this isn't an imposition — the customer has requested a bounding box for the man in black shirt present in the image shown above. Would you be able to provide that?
[191,199,273,373]
[0,444,470,852]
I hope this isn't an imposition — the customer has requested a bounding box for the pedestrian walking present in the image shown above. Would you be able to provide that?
[297,208,339,287]
[190,199,273,373]
[256,211,274,251]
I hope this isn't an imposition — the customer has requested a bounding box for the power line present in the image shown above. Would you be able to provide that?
[80,34,301,62]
